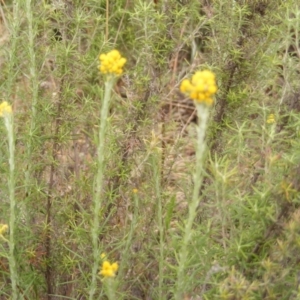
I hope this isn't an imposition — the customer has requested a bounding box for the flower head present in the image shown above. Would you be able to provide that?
[0,224,8,242]
[180,70,217,106]
[0,224,8,235]
[98,50,126,76]
[267,114,275,124]
[0,101,12,117]
[99,260,119,278]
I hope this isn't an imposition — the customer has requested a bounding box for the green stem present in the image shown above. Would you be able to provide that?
[174,103,210,300]
[6,1,20,96]
[24,0,39,205]
[117,190,139,281]
[89,78,115,299]
[104,278,116,300]
[5,114,19,300]
[152,151,164,299]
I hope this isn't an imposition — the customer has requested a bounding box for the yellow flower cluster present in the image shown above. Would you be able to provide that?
[0,101,12,117]
[0,224,8,235]
[180,70,217,106]
[98,50,126,76]
[267,114,275,124]
[99,260,119,278]
[0,224,8,242]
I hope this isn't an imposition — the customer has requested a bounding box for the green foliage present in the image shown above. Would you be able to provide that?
[0,0,300,299]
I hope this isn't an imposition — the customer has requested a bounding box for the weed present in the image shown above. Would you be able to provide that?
[0,0,300,299]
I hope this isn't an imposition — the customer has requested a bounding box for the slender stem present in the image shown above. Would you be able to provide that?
[5,114,19,300]
[24,0,39,202]
[104,278,116,300]
[45,86,64,299]
[117,190,139,279]
[6,1,20,96]
[89,78,115,299]
[152,151,164,299]
[175,104,210,300]
[106,0,109,42]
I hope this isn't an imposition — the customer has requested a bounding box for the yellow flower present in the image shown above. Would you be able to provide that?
[267,114,275,124]
[180,70,217,106]
[132,188,138,194]
[0,224,8,242]
[0,224,8,235]
[99,260,119,278]
[0,101,12,117]
[98,50,126,76]
[180,79,193,93]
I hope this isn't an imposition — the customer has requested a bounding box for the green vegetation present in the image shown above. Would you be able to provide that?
[0,0,300,299]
